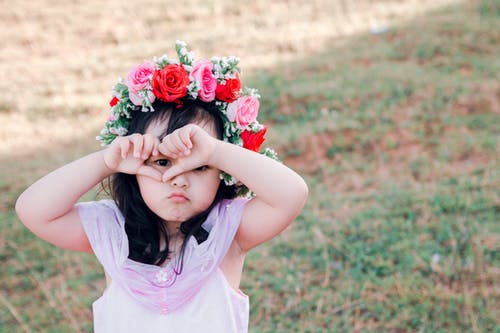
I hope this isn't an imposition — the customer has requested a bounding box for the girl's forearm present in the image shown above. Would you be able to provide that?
[16,151,112,225]
[210,141,308,209]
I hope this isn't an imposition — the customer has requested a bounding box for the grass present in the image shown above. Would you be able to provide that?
[1,0,499,332]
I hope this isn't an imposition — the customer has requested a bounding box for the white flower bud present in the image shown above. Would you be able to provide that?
[176,40,187,47]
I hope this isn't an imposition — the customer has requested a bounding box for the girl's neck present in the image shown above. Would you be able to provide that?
[165,221,182,239]
[159,222,185,260]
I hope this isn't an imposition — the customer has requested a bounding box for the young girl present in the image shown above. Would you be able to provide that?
[15,41,308,332]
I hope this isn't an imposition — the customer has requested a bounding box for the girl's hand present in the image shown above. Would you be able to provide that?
[158,124,218,182]
[102,133,162,180]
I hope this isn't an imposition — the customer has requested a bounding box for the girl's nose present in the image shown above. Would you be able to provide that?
[170,173,188,188]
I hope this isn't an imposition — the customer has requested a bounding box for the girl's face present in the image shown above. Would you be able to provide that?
[136,119,221,224]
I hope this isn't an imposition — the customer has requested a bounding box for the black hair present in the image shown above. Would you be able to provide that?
[110,99,238,270]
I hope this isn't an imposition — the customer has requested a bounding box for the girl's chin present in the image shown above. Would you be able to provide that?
[155,204,210,223]
[159,209,192,223]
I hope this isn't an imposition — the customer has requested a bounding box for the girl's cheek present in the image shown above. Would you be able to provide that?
[145,161,169,173]
[150,164,165,173]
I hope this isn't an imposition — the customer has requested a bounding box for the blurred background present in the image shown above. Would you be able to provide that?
[1,0,499,332]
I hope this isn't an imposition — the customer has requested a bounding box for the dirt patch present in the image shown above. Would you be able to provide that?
[281,128,359,174]
[282,126,426,196]
[276,93,327,117]
[284,116,495,198]
[382,127,422,154]
[281,131,334,173]
[351,58,373,68]
[452,81,500,115]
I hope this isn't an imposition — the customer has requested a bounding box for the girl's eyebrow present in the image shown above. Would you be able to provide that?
[145,153,169,162]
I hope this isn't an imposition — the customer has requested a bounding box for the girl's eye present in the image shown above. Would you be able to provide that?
[195,165,209,172]
[154,159,171,167]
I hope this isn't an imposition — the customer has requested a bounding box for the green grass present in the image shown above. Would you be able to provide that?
[1,1,500,332]
[246,2,500,331]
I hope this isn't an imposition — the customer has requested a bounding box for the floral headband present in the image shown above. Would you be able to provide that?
[97,40,277,188]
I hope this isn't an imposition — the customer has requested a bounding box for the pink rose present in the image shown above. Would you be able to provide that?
[125,60,156,106]
[191,59,216,102]
[226,95,259,129]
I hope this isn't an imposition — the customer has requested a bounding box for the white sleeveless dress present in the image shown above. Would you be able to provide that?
[77,198,249,333]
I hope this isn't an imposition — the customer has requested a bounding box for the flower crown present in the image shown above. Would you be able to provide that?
[97,40,277,188]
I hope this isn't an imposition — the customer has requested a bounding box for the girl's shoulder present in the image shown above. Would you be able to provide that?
[76,199,127,264]
[77,199,122,218]
[220,197,250,210]
[203,197,250,232]
[214,197,249,217]
[76,199,125,235]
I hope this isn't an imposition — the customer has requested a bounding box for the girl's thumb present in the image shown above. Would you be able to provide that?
[138,166,162,182]
[162,165,183,183]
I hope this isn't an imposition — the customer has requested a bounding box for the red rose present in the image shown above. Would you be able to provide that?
[241,127,267,152]
[109,96,119,107]
[152,64,190,103]
[215,75,241,103]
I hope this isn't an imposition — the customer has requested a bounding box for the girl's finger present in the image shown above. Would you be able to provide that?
[167,131,189,155]
[179,127,193,154]
[161,158,200,183]
[137,165,162,182]
[130,134,144,159]
[159,136,179,159]
[151,137,160,157]
[142,134,158,159]
[119,138,131,159]
[161,164,184,183]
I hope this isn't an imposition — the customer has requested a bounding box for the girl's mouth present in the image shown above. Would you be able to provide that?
[168,193,188,203]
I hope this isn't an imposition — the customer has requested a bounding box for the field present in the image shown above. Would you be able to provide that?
[1,0,499,332]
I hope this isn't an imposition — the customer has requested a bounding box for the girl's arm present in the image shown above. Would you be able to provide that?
[160,125,309,252]
[210,140,308,251]
[15,134,161,252]
[15,151,111,252]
